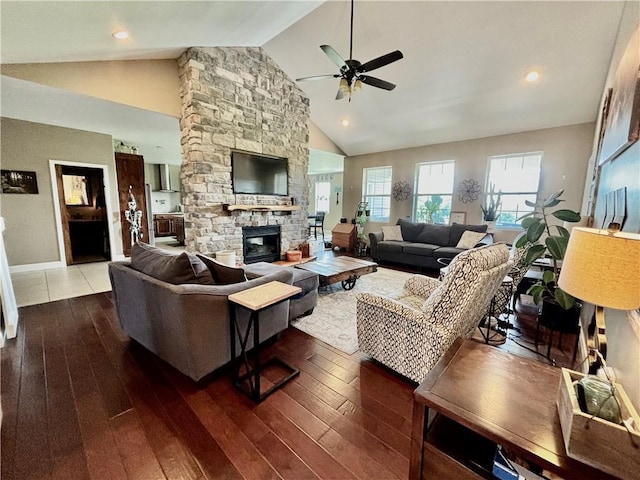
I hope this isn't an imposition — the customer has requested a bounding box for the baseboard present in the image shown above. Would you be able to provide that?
[9,260,65,273]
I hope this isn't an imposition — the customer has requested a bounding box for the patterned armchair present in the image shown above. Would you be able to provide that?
[356,243,510,383]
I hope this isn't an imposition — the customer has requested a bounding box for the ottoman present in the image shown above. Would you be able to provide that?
[244,262,319,321]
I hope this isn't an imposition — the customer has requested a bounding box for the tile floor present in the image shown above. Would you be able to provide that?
[10,238,186,307]
[11,234,332,308]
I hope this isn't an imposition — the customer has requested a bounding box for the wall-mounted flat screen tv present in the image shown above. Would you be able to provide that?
[232,151,288,196]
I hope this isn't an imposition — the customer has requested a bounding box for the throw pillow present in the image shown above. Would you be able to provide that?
[382,225,404,241]
[130,242,214,285]
[448,223,488,247]
[456,231,487,249]
[197,254,247,285]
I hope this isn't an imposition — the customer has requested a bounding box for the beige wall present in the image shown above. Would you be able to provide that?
[343,122,595,239]
[2,60,181,117]
[0,118,123,266]
[309,121,344,155]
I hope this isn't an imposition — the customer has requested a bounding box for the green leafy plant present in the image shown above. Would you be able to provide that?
[481,184,502,221]
[420,195,444,223]
[516,189,581,309]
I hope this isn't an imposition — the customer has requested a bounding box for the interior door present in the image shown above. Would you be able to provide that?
[115,153,147,257]
[54,165,74,265]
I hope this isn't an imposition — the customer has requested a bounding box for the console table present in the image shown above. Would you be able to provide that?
[410,338,618,480]
[228,281,301,402]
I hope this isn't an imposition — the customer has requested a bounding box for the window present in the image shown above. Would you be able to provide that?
[362,166,392,222]
[315,180,330,212]
[486,152,542,228]
[414,161,455,224]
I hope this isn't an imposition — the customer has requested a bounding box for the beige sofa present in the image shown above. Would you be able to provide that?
[108,243,293,381]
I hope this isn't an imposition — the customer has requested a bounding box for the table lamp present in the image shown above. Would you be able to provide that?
[558,227,640,363]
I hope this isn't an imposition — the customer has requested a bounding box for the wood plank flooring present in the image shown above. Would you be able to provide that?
[1,292,416,480]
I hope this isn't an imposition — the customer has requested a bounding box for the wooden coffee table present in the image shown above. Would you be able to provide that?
[295,255,378,290]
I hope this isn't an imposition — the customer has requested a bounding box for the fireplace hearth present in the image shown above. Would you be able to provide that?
[243,225,281,264]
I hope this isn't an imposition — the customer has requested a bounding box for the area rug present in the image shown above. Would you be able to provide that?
[291,267,414,354]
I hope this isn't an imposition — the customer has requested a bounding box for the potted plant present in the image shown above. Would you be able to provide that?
[481,184,502,230]
[516,189,582,337]
[355,208,369,256]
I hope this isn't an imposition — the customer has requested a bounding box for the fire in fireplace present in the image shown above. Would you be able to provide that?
[242,225,281,264]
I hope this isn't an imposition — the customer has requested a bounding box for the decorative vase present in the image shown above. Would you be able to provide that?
[483,220,496,232]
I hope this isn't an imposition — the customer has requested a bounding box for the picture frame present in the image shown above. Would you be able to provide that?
[1,169,39,194]
[449,211,467,225]
[598,26,640,165]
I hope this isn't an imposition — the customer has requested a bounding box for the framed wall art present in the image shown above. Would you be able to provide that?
[449,211,467,225]
[598,25,640,165]
[1,169,39,194]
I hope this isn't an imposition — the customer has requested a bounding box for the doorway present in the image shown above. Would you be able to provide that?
[50,160,116,266]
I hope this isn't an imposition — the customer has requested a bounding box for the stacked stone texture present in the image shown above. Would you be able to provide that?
[178,47,311,259]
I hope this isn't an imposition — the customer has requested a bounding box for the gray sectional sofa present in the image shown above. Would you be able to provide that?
[108,242,318,381]
[369,219,491,270]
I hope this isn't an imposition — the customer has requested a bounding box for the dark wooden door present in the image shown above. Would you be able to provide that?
[115,153,147,257]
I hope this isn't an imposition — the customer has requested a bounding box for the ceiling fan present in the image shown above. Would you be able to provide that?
[296,0,403,100]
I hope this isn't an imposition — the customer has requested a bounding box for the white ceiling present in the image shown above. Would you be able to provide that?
[0,1,626,165]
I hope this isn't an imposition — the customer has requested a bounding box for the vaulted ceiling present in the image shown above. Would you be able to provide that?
[0,1,627,163]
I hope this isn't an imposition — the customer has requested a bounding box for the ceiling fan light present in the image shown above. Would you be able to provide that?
[353,79,362,92]
[339,78,351,95]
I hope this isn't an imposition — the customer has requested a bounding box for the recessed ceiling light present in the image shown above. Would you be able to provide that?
[112,30,129,40]
[341,118,350,127]
[524,70,540,82]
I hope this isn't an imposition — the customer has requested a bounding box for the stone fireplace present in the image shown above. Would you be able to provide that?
[177,47,310,262]
[242,225,281,264]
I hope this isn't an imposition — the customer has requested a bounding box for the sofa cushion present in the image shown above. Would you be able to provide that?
[197,254,247,285]
[382,225,404,241]
[396,218,424,242]
[131,242,214,285]
[433,246,466,261]
[378,241,411,254]
[456,231,487,249]
[402,243,440,257]
[415,224,451,246]
[448,223,488,247]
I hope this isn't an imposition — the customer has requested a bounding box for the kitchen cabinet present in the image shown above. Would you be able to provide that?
[154,214,185,245]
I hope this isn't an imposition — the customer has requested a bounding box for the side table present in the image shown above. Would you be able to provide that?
[228,281,301,402]
[409,338,618,480]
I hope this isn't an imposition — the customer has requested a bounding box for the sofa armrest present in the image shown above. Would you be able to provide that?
[475,233,494,247]
[403,274,442,298]
[175,268,293,296]
[368,231,383,260]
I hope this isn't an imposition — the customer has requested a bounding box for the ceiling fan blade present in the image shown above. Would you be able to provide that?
[360,75,396,91]
[357,50,403,73]
[296,74,340,82]
[320,45,347,69]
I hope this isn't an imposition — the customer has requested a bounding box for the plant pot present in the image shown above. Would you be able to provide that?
[482,220,496,232]
[539,297,582,333]
[286,250,302,262]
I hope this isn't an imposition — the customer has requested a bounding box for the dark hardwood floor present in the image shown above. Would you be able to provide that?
[2,250,580,480]
[1,291,416,480]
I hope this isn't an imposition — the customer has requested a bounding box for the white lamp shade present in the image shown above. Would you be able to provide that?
[558,227,640,310]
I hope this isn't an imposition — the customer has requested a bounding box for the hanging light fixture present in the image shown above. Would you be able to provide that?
[339,78,351,96]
